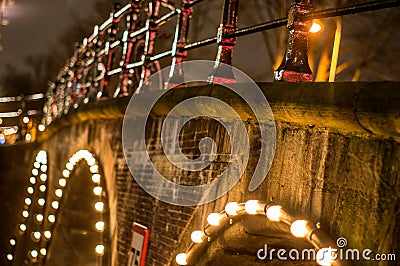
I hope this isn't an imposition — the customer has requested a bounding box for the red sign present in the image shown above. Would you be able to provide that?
[127,222,150,266]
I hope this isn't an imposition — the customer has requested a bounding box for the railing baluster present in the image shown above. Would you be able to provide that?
[274,0,313,82]
[208,0,239,84]
[165,0,193,89]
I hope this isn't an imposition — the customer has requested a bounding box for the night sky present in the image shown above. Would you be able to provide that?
[0,0,97,80]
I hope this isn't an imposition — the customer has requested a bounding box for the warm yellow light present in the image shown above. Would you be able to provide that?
[87,157,96,166]
[32,169,39,176]
[95,202,104,212]
[25,134,32,141]
[36,214,44,222]
[316,247,335,266]
[310,21,322,33]
[266,205,283,222]
[30,250,38,258]
[92,174,101,183]
[90,165,99,173]
[40,164,47,172]
[207,213,221,226]
[38,124,46,132]
[62,169,70,178]
[27,187,34,194]
[40,174,47,182]
[40,248,47,256]
[225,202,241,216]
[19,224,27,231]
[95,221,105,232]
[55,189,63,198]
[36,150,47,163]
[93,186,103,196]
[23,116,29,124]
[39,185,46,192]
[6,254,13,261]
[191,230,204,243]
[30,177,36,184]
[22,210,29,218]
[33,231,41,240]
[59,178,67,187]
[25,198,32,206]
[9,239,16,246]
[38,198,45,206]
[34,162,40,169]
[52,201,59,209]
[95,244,105,255]
[66,162,73,170]
[44,231,51,239]
[290,220,309,238]
[176,253,187,265]
[245,200,264,215]
[48,215,56,223]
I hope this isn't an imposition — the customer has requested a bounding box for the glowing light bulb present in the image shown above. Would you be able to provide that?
[95,244,105,255]
[59,178,67,187]
[36,214,44,222]
[66,162,73,170]
[44,231,51,239]
[52,201,59,209]
[19,224,26,232]
[48,214,55,223]
[310,21,322,33]
[38,198,45,206]
[93,186,102,196]
[92,174,101,183]
[39,185,46,192]
[6,254,13,261]
[32,169,39,176]
[22,210,29,218]
[290,220,309,238]
[27,187,34,194]
[95,221,105,232]
[23,116,29,124]
[87,157,96,166]
[30,177,36,184]
[40,165,47,172]
[30,250,38,258]
[266,205,283,222]
[207,213,221,226]
[90,165,99,173]
[191,230,204,243]
[245,200,264,215]
[176,253,187,265]
[25,198,32,206]
[9,239,16,246]
[38,124,46,132]
[95,202,104,212]
[316,247,335,266]
[55,189,63,198]
[40,248,47,256]
[225,202,241,216]
[34,162,40,169]
[33,231,41,240]
[62,169,70,178]
[40,174,47,182]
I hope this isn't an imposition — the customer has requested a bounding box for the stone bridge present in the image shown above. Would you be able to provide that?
[1,82,399,265]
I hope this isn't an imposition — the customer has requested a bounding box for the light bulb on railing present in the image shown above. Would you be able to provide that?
[92,174,101,183]
[290,220,309,238]
[19,224,27,232]
[95,244,105,255]
[9,239,16,246]
[225,202,241,216]
[55,189,63,198]
[176,253,187,265]
[40,174,47,182]
[244,200,264,215]
[62,169,70,178]
[6,254,13,261]
[95,221,105,232]
[39,185,46,192]
[44,231,51,239]
[59,178,67,187]
[95,202,104,212]
[40,164,47,172]
[266,205,283,222]
[207,213,222,226]
[191,230,204,243]
[48,215,55,223]
[40,248,47,256]
[316,247,335,266]
[93,186,102,196]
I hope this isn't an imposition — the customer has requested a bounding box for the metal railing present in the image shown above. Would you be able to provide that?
[2,0,400,143]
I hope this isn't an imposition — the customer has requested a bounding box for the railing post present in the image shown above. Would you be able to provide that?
[165,0,193,89]
[274,0,313,82]
[137,0,160,92]
[208,0,239,84]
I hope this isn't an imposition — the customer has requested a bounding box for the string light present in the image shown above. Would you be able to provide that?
[40,248,47,256]
[40,174,47,182]
[207,213,221,226]
[39,185,46,192]
[22,210,29,218]
[25,198,32,206]
[9,239,16,246]
[30,177,36,184]
[6,254,13,261]
[95,221,105,232]
[316,247,335,266]
[93,186,102,196]
[62,169,70,178]
[190,230,204,243]
[95,202,104,212]
[30,250,38,258]
[51,201,59,209]
[32,169,39,176]
[176,253,187,265]
[244,200,265,215]
[19,224,26,232]
[38,198,45,206]
[36,214,44,222]
[44,231,51,239]
[40,164,47,172]
[27,187,34,194]
[90,165,99,174]
[33,231,41,240]
[34,162,40,169]
[55,189,63,198]
[59,178,67,187]
[266,205,283,222]
[290,220,309,238]
[92,174,101,183]
[48,215,56,223]
[225,202,241,216]
[95,244,105,255]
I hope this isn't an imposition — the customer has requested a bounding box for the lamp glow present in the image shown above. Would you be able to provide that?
[27,187,34,194]
[40,174,47,182]
[39,185,46,192]
[95,221,105,232]
[44,231,51,239]
[62,169,70,178]
[225,202,241,216]
[95,202,104,212]
[30,177,36,184]
[92,174,101,183]
[90,165,99,173]
[38,124,45,132]
[52,201,59,209]
[245,200,264,215]
[66,162,73,170]
[25,198,31,206]
[34,162,40,169]
[316,247,335,266]
[22,210,29,218]
[55,189,63,198]
[6,254,13,261]
[23,116,29,124]
[290,220,309,238]
[176,253,187,265]
[19,224,26,231]
[36,214,43,222]
[310,21,322,33]
[32,169,38,176]
[266,205,283,222]
[40,164,47,172]
[207,213,221,226]
[87,157,96,166]
[33,231,41,240]
[95,244,105,255]
[93,186,102,196]
[38,198,45,206]
[59,178,67,187]
[40,248,47,256]
[191,230,204,243]
[9,239,16,246]
[30,250,38,258]
[48,215,56,223]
